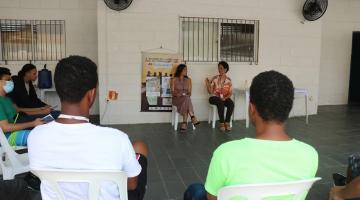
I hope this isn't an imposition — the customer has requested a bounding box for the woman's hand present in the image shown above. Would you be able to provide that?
[40,107,52,114]
[205,78,213,94]
[205,78,210,86]
[32,118,45,127]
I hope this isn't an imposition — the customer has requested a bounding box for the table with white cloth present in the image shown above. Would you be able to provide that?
[233,88,309,128]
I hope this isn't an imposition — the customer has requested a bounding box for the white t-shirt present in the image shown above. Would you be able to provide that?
[28,121,142,200]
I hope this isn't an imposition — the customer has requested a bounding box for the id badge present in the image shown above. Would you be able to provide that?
[220,94,224,98]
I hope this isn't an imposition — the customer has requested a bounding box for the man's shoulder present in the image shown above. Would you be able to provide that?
[29,122,129,141]
[291,139,318,155]
[214,139,248,155]
[213,138,318,156]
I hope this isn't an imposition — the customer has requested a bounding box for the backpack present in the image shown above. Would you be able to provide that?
[38,64,52,89]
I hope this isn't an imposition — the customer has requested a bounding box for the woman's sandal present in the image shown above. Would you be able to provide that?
[219,123,226,132]
[225,123,232,131]
[180,122,187,131]
[191,116,200,126]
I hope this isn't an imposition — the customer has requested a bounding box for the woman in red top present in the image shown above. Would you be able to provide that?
[205,61,234,131]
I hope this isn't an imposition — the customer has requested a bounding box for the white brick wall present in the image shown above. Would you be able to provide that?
[98,0,323,124]
[3,0,355,122]
[0,0,99,114]
[319,0,360,105]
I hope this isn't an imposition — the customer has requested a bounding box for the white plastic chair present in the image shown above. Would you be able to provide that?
[0,128,29,180]
[208,105,233,129]
[31,169,128,200]
[171,105,195,131]
[218,177,321,200]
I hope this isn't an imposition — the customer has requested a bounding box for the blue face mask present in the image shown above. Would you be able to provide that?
[3,81,14,93]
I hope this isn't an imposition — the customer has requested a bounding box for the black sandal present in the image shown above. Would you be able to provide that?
[191,116,200,126]
[180,122,187,131]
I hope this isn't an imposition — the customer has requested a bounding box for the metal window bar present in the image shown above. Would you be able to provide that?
[180,17,259,63]
[0,19,65,61]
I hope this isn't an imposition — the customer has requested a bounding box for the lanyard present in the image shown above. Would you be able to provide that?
[58,114,90,122]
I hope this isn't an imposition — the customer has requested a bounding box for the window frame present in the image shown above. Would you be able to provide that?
[0,19,66,62]
[179,17,259,65]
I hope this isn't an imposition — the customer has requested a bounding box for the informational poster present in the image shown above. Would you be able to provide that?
[141,52,182,112]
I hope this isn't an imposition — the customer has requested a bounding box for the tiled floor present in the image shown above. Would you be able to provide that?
[113,105,360,200]
[5,105,360,200]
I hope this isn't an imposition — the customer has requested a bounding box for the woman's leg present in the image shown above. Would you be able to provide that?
[183,114,189,123]
[209,96,225,123]
[224,98,234,123]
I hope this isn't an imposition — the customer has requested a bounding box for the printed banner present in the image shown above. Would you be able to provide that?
[141,52,182,112]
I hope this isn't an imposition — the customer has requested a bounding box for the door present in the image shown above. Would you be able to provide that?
[348,32,360,104]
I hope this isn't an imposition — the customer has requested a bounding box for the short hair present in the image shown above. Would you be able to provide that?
[174,64,187,78]
[218,61,229,73]
[54,56,98,103]
[0,67,11,79]
[250,70,294,123]
[18,63,36,78]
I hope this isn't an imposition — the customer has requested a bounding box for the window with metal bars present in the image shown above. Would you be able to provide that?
[0,19,66,62]
[180,17,259,63]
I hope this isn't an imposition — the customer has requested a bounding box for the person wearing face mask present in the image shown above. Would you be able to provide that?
[0,67,44,146]
[8,64,60,122]
[205,61,234,132]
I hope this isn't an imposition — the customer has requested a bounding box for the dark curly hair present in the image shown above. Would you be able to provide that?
[174,64,188,78]
[250,70,294,123]
[0,67,11,79]
[218,61,229,73]
[55,56,98,103]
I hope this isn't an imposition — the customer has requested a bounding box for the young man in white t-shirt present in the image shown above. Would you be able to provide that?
[28,56,148,200]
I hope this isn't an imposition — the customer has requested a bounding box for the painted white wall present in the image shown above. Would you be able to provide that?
[319,0,360,105]
[0,0,99,114]
[98,0,323,124]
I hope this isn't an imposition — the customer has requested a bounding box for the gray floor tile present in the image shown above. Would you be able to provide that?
[6,105,359,200]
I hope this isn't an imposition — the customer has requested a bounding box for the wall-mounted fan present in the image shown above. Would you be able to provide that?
[104,0,133,11]
[303,0,328,21]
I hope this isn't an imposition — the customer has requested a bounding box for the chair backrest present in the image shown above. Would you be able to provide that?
[217,177,321,200]
[0,129,24,168]
[32,169,128,200]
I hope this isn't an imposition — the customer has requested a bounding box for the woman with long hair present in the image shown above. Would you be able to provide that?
[9,63,48,109]
[171,64,199,131]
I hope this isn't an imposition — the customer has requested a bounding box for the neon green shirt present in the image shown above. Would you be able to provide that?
[205,138,318,200]
[0,96,17,124]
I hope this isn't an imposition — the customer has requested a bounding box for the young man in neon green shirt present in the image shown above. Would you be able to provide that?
[184,70,318,200]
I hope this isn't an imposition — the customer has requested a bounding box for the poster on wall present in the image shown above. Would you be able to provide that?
[141,52,182,112]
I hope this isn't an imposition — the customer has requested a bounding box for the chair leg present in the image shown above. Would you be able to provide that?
[208,107,211,124]
[174,112,178,131]
[171,109,174,126]
[230,108,233,128]
[2,168,15,180]
[212,106,216,129]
